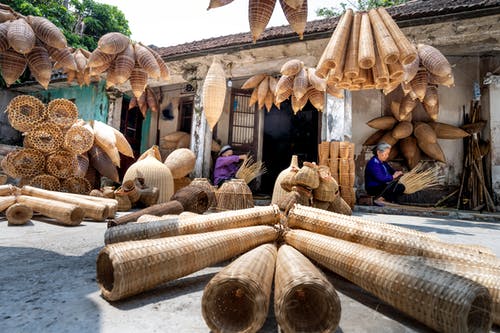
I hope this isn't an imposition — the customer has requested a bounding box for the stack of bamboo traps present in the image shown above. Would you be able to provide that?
[318,141,356,208]
[1,95,134,192]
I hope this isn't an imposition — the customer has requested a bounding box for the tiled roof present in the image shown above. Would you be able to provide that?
[157,0,500,59]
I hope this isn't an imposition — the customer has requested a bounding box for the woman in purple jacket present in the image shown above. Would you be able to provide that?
[213,145,246,187]
[364,142,405,204]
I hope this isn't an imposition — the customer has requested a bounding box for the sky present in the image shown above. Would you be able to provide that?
[97,1,341,47]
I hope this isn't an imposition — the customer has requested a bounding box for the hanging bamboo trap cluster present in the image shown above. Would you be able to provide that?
[127,86,160,118]
[316,7,417,94]
[96,203,500,332]
[208,0,308,42]
[242,73,279,112]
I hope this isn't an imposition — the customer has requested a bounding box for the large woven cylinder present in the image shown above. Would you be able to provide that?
[171,185,208,214]
[288,205,500,268]
[106,205,279,244]
[285,230,492,333]
[24,123,63,153]
[274,244,341,333]
[63,122,94,155]
[123,155,174,204]
[216,179,254,210]
[29,174,61,192]
[47,99,78,129]
[0,195,16,212]
[6,95,46,133]
[46,150,77,179]
[271,155,299,204]
[6,203,33,225]
[190,178,217,208]
[203,58,227,131]
[16,195,84,226]
[2,148,45,178]
[368,9,399,64]
[202,243,277,333]
[97,225,278,301]
[163,148,196,179]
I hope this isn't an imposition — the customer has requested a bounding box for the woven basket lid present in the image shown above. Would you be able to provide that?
[47,99,78,129]
[6,95,46,132]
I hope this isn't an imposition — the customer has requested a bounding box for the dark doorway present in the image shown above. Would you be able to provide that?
[261,99,320,194]
[118,96,143,179]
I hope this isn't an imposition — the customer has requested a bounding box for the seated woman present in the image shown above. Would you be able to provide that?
[364,142,405,204]
[213,145,246,187]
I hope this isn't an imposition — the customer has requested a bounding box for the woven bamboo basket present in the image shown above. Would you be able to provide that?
[318,142,330,166]
[279,0,307,39]
[62,192,118,219]
[114,191,131,211]
[105,205,279,244]
[366,116,397,130]
[24,123,63,153]
[414,122,437,144]
[307,67,327,92]
[312,199,330,210]
[357,13,375,69]
[129,65,148,98]
[274,244,341,333]
[62,176,91,195]
[308,88,325,111]
[424,102,439,121]
[372,47,390,83]
[257,76,269,109]
[29,174,61,192]
[271,155,298,204]
[377,7,417,65]
[171,185,208,214]
[22,185,109,221]
[313,167,339,202]
[134,42,160,79]
[387,61,404,81]
[428,72,455,87]
[97,225,278,301]
[88,47,116,68]
[292,67,308,99]
[399,93,417,117]
[249,88,259,107]
[410,69,428,102]
[111,42,136,84]
[400,136,421,169]
[92,120,121,167]
[294,162,319,189]
[47,46,77,71]
[27,15,67,49]
[97,32,130,55]
[47,99,78,129]
[275,74,294,96]
[203,58,227,131]
[88,145,119,183]
[2,148,45,178]
[277,186,312,214]
[316,9,353,78]
[190,178,217,208]
[429,122,469,139]
[340,186,356,208]
[6,203,33,225]
[408,257,500,325]
[6,95,46,132]
[285,230,492,333]
[418,141,446,163]
[202,243,277,333]
[417,43,452,78]
[63,122,94,155]
[46,150,76,179]
[7,18,35,54]
[392,121,413,139]
[328,141,339,160]
[328,159,339,183]
[123,155,174,204]
[216,179,254,210]
[288,205,500,268]
[0,195,16,213]
[344,12,361,79]
[326,84,344,98]
[242,73,267,89]
[423,84,439,107]
[119,179,141,204]
[173,176,192,193]
[163,148,196,179]
[16,194,84,226]
[248,0,276,42]
[353,67,367,84]
[291,92,308,114]
[26,46,52,89]
[338,142,351,159]
[368,9,399,64]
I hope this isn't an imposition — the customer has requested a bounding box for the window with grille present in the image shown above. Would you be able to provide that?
[228,89,258,154]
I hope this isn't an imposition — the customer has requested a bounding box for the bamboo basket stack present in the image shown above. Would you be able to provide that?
[318,141,356,208]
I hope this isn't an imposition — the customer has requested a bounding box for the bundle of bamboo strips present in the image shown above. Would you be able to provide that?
[236,156,267,184]
[398,162,443,194]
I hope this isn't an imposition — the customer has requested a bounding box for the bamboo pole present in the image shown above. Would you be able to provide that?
[6,203,33,225]
[63,192,118,218]
[21,186,109,221]
[368,9,399,64]
[16,195,84,226]
[0,184,17,196]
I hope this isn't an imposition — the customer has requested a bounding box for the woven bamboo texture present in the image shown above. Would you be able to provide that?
[368,9,399,64]
[190,178,217,208]
[97,225,278,301]
[216,179,254,210]
[27,15,67,49]
[0,195,17,213]
[429,122,469,139]
[279,0,307,39]
[202,58,226,131]
[274,244,341,333]
[62,176,91,195]
[287,205,500,268]
[29,174,61,192]
[46,150,77,179]
[2,148,45,178]
[344,12,361,79]
[6,95,46,133]
[16,195,84,226]
[105,205,280,244]
[6,203,33,225]
[285,229,492,333]
[171,185,208,214]
[47,99,78,129]
[88,145,119,183]
[163,148,196,179]
[248,0,276,42]
[272,155,299,204]
[63,122,94,155]
[202,243,277,333]
[294,162,319,189]
[24,123,63,153]
[277,186,311,214]
[417,43,452,77]
[63,192,118,219]
[0,49,27,86]
[27,46,51,89]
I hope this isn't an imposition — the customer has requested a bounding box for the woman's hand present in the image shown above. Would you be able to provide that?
[238,154,247,160]
[393,170,403,179]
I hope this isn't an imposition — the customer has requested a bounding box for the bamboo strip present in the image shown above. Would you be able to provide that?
[97,225,278,301]
[368,9,399,64]
[21,186,109,221]
[16,195,84,226]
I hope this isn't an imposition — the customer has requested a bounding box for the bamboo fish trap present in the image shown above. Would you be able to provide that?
[274,244,341,333]
[216,179,254,210]
[16,195,84,226]
[202,243,277,333]
[202,58,227,131]
[96,225,278,301]
[6,203,33,225]
[284,230,492,333]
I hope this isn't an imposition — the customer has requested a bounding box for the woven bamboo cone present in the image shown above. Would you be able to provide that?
[408,257,500,325]
[287,205,500,268]
[16,195,84,226]
[97,225,278,301]
[0,184,17,196]
[285,230,492,333]
[377,7,417,65]
[6,203,33,225]
[368,9,399,64]
[202,58,227,131]
[105,205,280,244]
[344,12,361,79]
[271,155,299,205]
[316,9,353,78]
[202,243,277,333]
[21,186,109,222]
[358,13,375,69]
[63,192,118,219]
[113,200,184,225]
[249,0,277,42]
[0,195,17,212]
[274,244,341,333]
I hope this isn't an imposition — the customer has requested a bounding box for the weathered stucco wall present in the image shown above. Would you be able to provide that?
[0,90,22,145]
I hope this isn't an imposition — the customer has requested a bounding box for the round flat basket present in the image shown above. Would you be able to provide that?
[6,95,46,132]
[62,176,92,195]
[46,150,77,179]
[24,123,63,153]
[47,99,78,128]
[2,148,45,178]
[64,123,94,154]
[29,174,61,192]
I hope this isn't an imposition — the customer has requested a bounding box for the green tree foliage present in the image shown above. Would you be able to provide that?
[3,0,130,50]
[316,0,409,18]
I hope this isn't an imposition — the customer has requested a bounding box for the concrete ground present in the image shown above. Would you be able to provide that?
[1,209,500,333]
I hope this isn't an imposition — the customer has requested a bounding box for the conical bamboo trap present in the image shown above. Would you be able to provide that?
[202,58,227,131]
